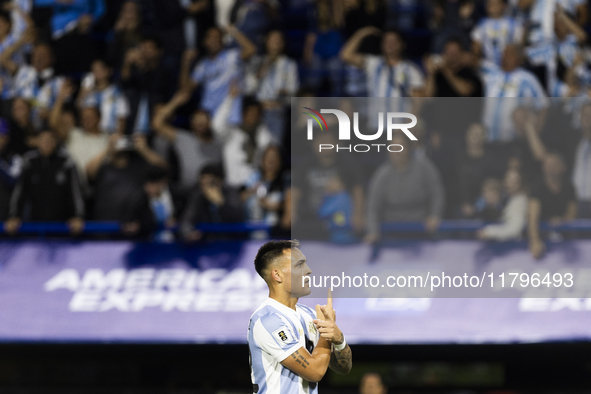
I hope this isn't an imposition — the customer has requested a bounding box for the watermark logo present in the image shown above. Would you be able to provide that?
[302,107,329,135]
[304,108,418,141]
[304,108,418,152]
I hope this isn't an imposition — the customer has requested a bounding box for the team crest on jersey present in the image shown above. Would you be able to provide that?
[309,321,317,336]
[272,327,292,345]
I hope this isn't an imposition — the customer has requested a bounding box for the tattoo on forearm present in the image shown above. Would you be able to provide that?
[290,350,309,369]
[331,345,352,374]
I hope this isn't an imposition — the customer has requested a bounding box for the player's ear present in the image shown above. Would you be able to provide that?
[270,268,283,283]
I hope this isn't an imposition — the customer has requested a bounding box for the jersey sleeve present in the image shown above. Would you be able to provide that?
[253,313,303,362]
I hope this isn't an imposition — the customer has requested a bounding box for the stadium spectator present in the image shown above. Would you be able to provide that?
[292,132,365,239]
[6,97,35,155]
[424,37,483,97]
[87,134,168,221]
[341,27,424,102]
[179,25,257,125]
[6,41,65,122]
[245,29,299,142]
[528,152,578,258]
[422,38,484,152]
[470,0,523,66]
[0,118,22,221]
[0,3,33,111]
[526,6,588,97]
[429,0,478,53]
[77,58,129,134]
[477,169,528,240]
[243,145,290,229]
[341,0,386,96]
[457,123,501,218]
[180,164,244,242]
[365,134,445,243]
[5,129,84,234]
[152,90,222,193]
[482,44,549,141]
[52,83,108,190]
[473,177,503,221]
[503,106,571,186]
[359,371,388,394]
[302,0,345,95]
[317,170,356,244]
[108,1,144,69]
[123,165,176,241]
[212,93,275,188]
[121,36,174,134]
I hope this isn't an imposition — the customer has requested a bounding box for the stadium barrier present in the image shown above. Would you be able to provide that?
[1,220,591,235]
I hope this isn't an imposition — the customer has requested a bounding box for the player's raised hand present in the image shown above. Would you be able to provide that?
[313,290,343,344]
[315,289,336,321]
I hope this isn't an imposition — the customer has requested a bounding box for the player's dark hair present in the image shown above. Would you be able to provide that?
[254,240,300,280]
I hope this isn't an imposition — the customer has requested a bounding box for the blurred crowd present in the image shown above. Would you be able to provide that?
[0,0,588,253]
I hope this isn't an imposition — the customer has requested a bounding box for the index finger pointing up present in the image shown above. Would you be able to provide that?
[327,288,333,310]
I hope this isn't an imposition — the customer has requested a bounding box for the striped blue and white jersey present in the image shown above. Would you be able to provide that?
[528,0,556,45]
[363,55,424,118]
[246,55,299,103]
[80,74,130,134]
[526,34,579,97]
[364,55,424,99]
[13,65,64,109]
[192,48,243,125]
[526,35,579,70]
[248,298,320,394]
[482,65,549,141]
[471,17,524,65]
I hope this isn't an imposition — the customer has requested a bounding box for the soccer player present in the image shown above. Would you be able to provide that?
[248,240,352,393]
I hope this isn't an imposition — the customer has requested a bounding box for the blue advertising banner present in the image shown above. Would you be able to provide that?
[1,240,591,343]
